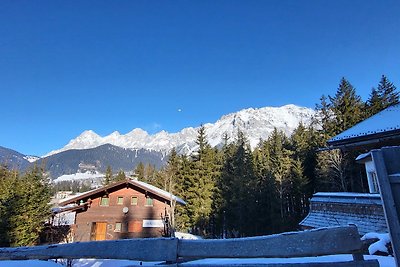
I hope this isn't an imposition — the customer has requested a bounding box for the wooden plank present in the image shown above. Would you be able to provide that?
[174,260,379,267]
[178,226,362,259]
[0,238,178,261]
[371,149,400,267]
[389,174,400,184]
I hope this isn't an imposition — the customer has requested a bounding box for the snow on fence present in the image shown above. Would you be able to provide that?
[0,226,379,266]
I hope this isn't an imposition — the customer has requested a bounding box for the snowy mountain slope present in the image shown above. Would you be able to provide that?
[37,144,166,179]
[0,146,31,170]
[45,104,316,156]
[24,155,40,163]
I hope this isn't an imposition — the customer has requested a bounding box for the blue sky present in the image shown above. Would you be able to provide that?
[1,0,399,156]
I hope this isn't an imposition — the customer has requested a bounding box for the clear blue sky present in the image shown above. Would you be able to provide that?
[1,0,399,156]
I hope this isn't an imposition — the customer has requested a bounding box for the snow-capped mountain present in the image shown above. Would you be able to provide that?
[45,104,315,157]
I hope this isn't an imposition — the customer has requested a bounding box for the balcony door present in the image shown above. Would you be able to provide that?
[92,222,107,241]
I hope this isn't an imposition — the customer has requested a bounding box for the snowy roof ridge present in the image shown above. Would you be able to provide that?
[328,104,400,144]
[58,179,186,206]
[133,179,186,205]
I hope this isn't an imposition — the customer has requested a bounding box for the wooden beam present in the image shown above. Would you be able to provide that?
[174,261,379,267]
[178,226,362,259]
[0,238,178,261]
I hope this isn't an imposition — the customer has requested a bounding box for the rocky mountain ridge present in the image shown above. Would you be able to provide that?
[46,104,315,156]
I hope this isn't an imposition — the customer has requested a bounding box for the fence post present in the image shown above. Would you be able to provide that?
[371,147,400,267]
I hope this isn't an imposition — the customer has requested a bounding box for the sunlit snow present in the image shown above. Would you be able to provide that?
[44,104,315,157]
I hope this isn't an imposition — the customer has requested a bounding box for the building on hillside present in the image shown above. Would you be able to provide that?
[78,162,98,173]
[57,179,185,241]
[301,105,400,233]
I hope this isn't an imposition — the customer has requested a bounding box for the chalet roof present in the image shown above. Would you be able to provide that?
[58,179,186,206]
[300,192,387,235]
[327,104,400,149]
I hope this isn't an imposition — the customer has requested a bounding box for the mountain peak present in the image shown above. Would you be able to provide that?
[44,104,315,157]
[80,130,99,137]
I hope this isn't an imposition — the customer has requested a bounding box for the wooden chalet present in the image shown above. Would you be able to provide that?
[57,179,185,242]
[301,105,400,234]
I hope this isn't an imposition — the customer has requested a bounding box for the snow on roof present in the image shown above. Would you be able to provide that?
[58,179,186,206]
[133,179,186,205]
[328,104,400,144]
[355,152,372,162]
[300,192,387,235]
[312,192,382,205]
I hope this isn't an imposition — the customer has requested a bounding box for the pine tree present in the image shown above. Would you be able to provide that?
[9,166,51,246]
[0,166,18,246]
[185,125,218,236]
[215,134,237,237]
[289,123,322,199]
[377,75,399,109]
[328,78,364,135]
[135,162,145,181]
[103,166,113,186]
[366,87,383,116]
[253,141,279,234]
[173,155,192,232]
[114,170,126,182]
[144,164,157,184]
[367,75,399,116]
[219,130,257,236]
[267,128,292,226]
[286,159,309,225]
[315,95,335,138]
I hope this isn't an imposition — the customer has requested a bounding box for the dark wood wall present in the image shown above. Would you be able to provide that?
[73,186,171,241]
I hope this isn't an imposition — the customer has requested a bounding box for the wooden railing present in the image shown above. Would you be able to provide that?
[0,226,379,266]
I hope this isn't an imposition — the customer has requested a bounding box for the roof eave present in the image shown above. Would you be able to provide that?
[59,180,186,206]
[326,129,400,150]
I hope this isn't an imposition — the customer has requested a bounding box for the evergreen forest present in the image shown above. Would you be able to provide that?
[0,75,398,246]
[136,75,399,237]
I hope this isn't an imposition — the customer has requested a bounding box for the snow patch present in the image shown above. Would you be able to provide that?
[175,232,202,240]
[362,232,392,255]
[53,171,105,183]
[24,155,40,163]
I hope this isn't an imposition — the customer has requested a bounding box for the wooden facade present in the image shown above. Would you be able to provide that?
[58,179,185,241]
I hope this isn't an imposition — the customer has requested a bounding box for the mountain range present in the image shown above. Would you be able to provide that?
[1,104,316,179]
[46,104,315,156]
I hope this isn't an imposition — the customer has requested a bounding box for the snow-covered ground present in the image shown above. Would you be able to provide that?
[0,255,395,267]
[53,171,105,183]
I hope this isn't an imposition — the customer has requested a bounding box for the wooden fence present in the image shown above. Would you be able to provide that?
[0,226,379,266]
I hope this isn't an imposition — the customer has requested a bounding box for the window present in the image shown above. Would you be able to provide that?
[100,196,109,206]
[145,197,153,206]
[131,196,138,206]
[117,196,124,205]
[368,172,380,193]
[114,222,122,232]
